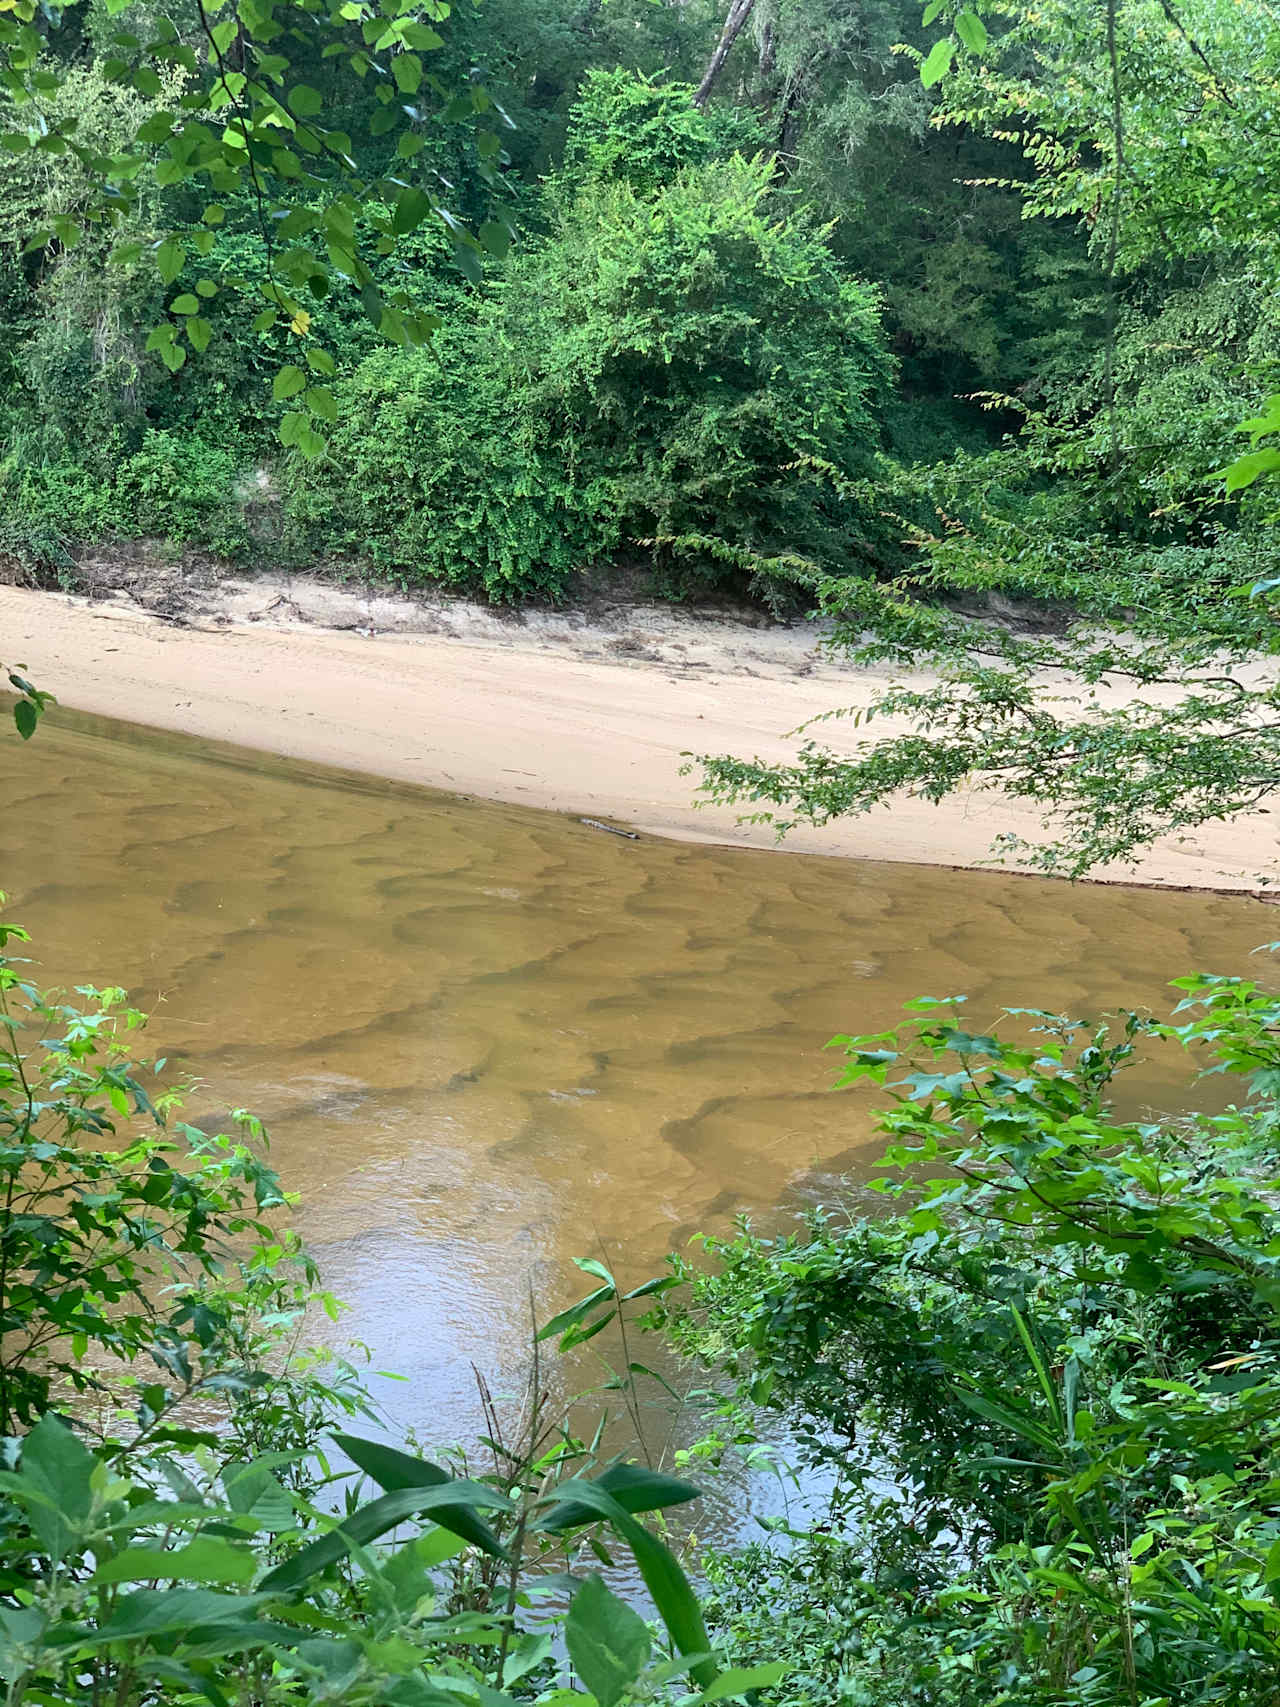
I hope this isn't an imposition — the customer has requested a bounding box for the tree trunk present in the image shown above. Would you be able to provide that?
[692,0,756,109]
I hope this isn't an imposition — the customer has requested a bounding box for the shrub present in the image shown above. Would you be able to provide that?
[283,325,610,601]
[289,154,893,601]
[660,973,1280,1706]
[560,68,769,194]
[116,431,251,558]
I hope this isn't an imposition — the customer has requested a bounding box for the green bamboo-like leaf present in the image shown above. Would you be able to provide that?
[260,1480,510,1592]
[332,1432,513,1557]
[535,1476,714,1689]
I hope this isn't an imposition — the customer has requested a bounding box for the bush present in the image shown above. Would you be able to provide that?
[289,153,892,601]
[116,431,252,558]
[560,68,769,194]
[660,972,1280,1706]
[283,325,609,601]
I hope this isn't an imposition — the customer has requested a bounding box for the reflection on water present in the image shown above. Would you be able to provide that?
[2,705,1273,1488]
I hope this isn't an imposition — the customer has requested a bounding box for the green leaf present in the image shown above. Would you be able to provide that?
[535,1476,713,1689]
[477,219,511,259]
[920,36,955,86]
[1224,447,1280,493]
[93,1538,257,1587]
[922,0,947,22]
[156,239,185,283]
[272,364,307,401]
[279,411,309,447]
[305,384,338,421]
[290,84,324,116]
[170,294,200,314]
[575,1257,617,1286]
[693,1662,789,1702]
[392,52,422,93]
[47,1589,279,1651]
[536,1284,615,1343]
[540,1464,700,1532]
[566,1574,650,1707]
[14,699,38,740]
[955,9,987,52]
[187,317,213,354]
[391,187,433,236]
[259,1479,510,1592]
[332,1433,509,1559]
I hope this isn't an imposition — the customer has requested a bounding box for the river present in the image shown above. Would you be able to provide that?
[2,705,1272,1520]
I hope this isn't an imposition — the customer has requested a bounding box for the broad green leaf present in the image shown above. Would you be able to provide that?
[156,239,185,283]
[539,1464,699,1532]
[259,1479,510,1592]
[566,1574,650,1707]
[955,9,987,52]
[392,187,433,235]
[273,364,307,401]
[306,384,338,421]
[693,1662,789,1702]
[20,1414,95,1562]
[332,1433,509,1558]
[477,219,511,259]
[920,36,955,86]
[392,52,422,92]
[93,1538,257,1587]
[535,1477,713,1689]
[1225,446,1280,493]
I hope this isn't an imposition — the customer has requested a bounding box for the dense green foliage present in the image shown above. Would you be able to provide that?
[0,0,1098,598]
[658,971,1280,1704]
[0,908,788,1706]
[284,141,890,599]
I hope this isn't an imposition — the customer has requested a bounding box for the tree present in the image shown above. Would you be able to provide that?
[695,0,1280,878]
[0,0,515,459]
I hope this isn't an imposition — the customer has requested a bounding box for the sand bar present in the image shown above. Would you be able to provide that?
[2,574,1274,892]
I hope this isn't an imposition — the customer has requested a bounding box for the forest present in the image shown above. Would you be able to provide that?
[5,0,1280,1702]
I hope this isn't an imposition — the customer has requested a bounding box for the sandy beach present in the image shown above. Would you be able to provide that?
[2,572,1274,892]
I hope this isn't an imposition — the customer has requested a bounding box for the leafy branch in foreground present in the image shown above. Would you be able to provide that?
[0,0,513,456]
[0,915,782,1705]
[658,966,1280,1705]
[693,0,1280,878]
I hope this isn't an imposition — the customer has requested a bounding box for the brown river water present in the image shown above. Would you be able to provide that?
[2,706,1275,1515]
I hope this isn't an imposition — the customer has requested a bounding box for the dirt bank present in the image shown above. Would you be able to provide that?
[1,571,1275,891]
